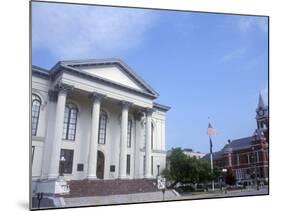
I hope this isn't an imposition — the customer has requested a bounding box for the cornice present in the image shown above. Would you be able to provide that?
[53,65,157,100]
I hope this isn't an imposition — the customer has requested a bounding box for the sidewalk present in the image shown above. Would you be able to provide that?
[63,190,178,207]
[178,186,269,200]
[61,187,268,208]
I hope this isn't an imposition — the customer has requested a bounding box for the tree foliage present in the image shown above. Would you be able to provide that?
[162,148,219,188]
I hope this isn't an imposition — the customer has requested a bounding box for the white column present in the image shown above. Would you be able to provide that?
[119,101,131,178]
[87,93,104,179]
[48,83,73,179]
[134,111,143,178]
[145,108,153,178]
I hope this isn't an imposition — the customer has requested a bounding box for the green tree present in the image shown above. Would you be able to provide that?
[188,158,214,190]
[162,148,191,188]
[162,148,219,189]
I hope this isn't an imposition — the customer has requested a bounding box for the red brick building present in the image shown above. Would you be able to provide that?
[203,94,269,184]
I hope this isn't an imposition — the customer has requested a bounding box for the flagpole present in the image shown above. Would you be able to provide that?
[209,136,215,191]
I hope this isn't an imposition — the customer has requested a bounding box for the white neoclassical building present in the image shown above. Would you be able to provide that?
[31,58,170,193]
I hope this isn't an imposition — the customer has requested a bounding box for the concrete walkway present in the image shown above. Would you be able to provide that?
[178,187,268,200]
[62,187,268,208]
[63,190,177,207]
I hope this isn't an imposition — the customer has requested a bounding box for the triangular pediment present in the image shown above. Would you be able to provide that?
[58,59,159,97]
[78,64,144,91]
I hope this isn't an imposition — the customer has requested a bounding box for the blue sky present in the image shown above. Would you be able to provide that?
[32,2,268,153]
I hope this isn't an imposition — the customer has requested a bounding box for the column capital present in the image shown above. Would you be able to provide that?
[145,107,155,116]
[134,110,144,121]
[55,82,74,94]
[88,92,106,102]
[121,100,133,109]
[48,90,58,102]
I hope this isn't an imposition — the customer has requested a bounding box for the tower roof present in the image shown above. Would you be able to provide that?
[257,92,265,109]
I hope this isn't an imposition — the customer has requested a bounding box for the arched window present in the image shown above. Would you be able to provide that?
[127,119,132,148]
[32,94,41,136]
[98,110,107,144]
[63,103,78,140]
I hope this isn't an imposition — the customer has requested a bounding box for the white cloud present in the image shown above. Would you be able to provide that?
[237,16,268,33]
[32,2,158,60]
[219,46,247,63]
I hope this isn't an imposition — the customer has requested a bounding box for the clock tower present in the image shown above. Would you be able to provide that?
[256,93,268,139]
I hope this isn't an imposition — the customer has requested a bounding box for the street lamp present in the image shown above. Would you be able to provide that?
[222,168,228,194]
[59,155,66,177]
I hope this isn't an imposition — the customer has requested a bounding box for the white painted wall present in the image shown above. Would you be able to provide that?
[32,66,168,181]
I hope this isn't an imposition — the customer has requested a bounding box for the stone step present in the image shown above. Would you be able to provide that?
[64,179,159,197]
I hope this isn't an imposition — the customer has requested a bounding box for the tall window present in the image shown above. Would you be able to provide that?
[32,94,41,136]
[143,155,146,176]
[32,146,35,165]
[63,103,78,140]
[126,154,131,175]
[151,156,154,175]
[98,110,107,144]
[59,149,74,174]
[127,119,132,148]
[151,124,154,150]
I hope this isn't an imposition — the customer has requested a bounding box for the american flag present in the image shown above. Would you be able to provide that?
[207,122,216,137]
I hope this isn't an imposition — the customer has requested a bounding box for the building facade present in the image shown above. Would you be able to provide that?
[31,59,170,193]
[182,148,206,159]
[202,94,269,184]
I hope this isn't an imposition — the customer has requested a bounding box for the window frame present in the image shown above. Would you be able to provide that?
[63,103,78,141]
[126,154,131,175]
[98,110,107,144]
[151,156,154,175]
[32,146,35,165]
[127,119,132,148]
[32,94,42,136]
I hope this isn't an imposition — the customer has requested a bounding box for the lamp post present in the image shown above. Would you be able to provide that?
[222,168,227,194]
[37,192,43,209]
[207,121,216,191]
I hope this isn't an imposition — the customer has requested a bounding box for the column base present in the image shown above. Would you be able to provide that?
[47,174,59,180]
[87,175,98,180]
[119,175,128,179]
[144,174,153,179]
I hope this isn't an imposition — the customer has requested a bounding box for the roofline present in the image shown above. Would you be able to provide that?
[153,102,171,112]
[33,59,162,99]
[228,136,255,143]
[32,65,50,79]
[49,64,157,99]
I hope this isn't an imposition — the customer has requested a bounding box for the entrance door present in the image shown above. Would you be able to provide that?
[96,151,105,179]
